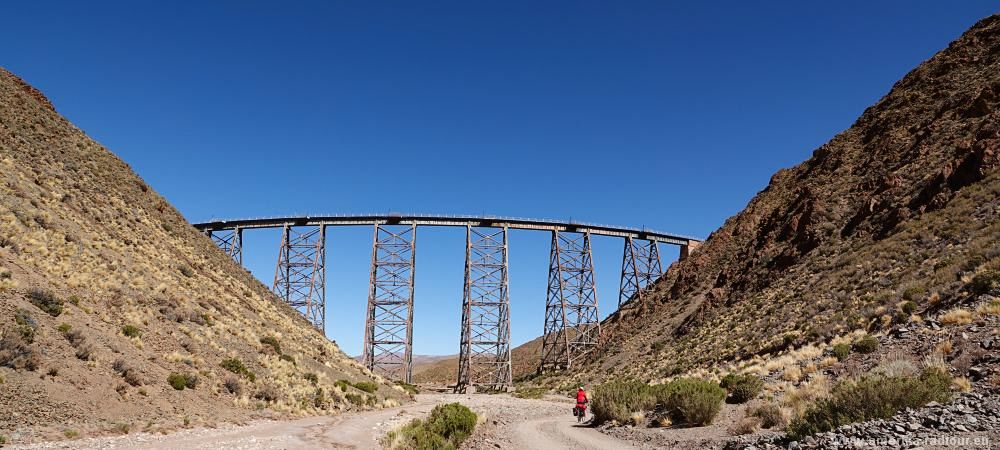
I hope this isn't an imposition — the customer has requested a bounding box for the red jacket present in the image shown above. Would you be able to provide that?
[576,389,588,407]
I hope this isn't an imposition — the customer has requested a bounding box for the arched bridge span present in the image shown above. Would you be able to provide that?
[193,214,700,391]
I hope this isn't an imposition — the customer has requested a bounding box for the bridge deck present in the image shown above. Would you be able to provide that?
[193,214,699,245]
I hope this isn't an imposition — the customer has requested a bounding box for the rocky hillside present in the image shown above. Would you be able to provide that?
[586,14,1000,381]
[0,68,406,444]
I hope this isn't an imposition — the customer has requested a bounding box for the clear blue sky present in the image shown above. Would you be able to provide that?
[4,2,996,356]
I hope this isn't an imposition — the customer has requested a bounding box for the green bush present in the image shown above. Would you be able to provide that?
[27,288,63,317]
[168,372,197,391]
[591,380,657,424]
[969,270,1000,295]
[121,324,141,338]
[259,335,281,354]
[353,380,378,393]
[279,354,295,365]
[304,373,319,385]
[720,374,763,404]
[383,403,476,450]
[852,335,879,354]
[832,343,851,361]
[220,358,256,382]
[57,323,72,334]
[335,379,350,392]
[659,378,726,426]
[787,366,951,440]
[901,301,917,315]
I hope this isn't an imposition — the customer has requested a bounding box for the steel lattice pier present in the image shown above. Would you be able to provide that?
[363,224,417,382]
[456,226,512,393]
[272,225,326,331]
[539,230,601,371]
[618,237,663,307]
[206,227,242,264]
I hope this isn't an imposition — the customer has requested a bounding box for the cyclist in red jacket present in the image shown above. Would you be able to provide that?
[574,386,589,422]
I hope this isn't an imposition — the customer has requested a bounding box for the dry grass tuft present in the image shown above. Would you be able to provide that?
[940,308,973,325]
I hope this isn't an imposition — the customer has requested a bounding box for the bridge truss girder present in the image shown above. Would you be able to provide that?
[456,226,512,393]
[207,227,243,265]
[539,230,600,372]
[272,225,326,332]
[363,224,417,382]
[618,237,663,307]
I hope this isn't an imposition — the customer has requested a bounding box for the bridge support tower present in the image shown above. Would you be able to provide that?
[539,230,600,372]
[618,237,663,307]
[363,224,417,382]
[456,226,512,393]
[272,225,326,332]
[207,227,243,265]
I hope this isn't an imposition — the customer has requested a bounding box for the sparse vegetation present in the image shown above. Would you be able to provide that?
[259,335,281,354]
[304,372,319,385]
[334,379,350,392]
[167,372,198,391]
[395,380,420,395]
[748,402,786,429]
[220,358,256,381]
[382,403,476,450]
[720,373,763,404]
[121,324,141,338]
[279,353,295,365]
[113,358,143,386]
[940,308,973,325]
[254,384,280,403]
[851,334,879,354]
[512,386,546,399]
[223,377,243,395]
[352,380,378,393]
[27,288,63,316]
[786,366,951,439]
[57,323,71,333]
[969,270,1000,295]
[832,343,851,361]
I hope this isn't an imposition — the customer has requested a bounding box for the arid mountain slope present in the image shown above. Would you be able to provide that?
[412,337,543,386]
[589,14,1000,380]
[0,68,405,443]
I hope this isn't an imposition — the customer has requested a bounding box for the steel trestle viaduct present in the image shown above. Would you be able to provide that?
[194,214,700,392]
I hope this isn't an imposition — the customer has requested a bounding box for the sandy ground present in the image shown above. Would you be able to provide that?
[9,393,637,449]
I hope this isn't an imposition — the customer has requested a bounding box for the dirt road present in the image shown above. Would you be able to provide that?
[12,393,636,449]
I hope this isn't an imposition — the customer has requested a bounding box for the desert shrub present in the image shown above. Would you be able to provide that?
[0,333,40,371]
[63,328,85,345]
[304,372,319,385]
[749,402,786,429]
[74,341,96,361]
[223,377,243,395]
[335,379,350,392]
[512,387,547,399]
[259,335,281,354]
[168,372,196,391]
[353,380,378,393]
[383,403,476,450]
[396,380,420,395]
[14,309,37,343]
[659,378,726,426]
[279,354,295,365]
[121,324,141,338]
[220,358,256,381]
[255,385,280,402]
[940,308,973,325]
[345,392,366,405]
[27,288,63,317]
[720,374,763,404]
[852,335,879,354]
[901,301,917,315]
[113,358,142,386]
[591,380,657,424]
[178,265,194,277]
[832,343,851,361]
[730,417,760,435]
[57,323,71,333]
[786,366,951,440]
[969,270,1000,295]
